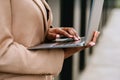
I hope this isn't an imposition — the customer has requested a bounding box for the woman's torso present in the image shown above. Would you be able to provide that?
[11,0,52,47]
[0,0,54,80]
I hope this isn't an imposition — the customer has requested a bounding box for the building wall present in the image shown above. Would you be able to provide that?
[47,0,109,80]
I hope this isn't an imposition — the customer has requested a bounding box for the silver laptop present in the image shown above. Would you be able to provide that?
[28,0,104,50]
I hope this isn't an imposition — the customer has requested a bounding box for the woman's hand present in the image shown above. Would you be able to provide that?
[46,27,99,59]
[46,27,80,41]
[64,31,100,59]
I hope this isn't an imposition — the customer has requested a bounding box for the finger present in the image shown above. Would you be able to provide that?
[67,29,79,40]
[71,29,81,40]
[87,31,100,47]
[55,28,73,38]
[63,28,80,40]
[47,33,58,40]
[88,42,96,47]
[67,29,75,35]
[92,31,100,43]
[62,28,76,36]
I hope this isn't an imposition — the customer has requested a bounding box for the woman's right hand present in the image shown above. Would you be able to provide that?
[46,27,80,41]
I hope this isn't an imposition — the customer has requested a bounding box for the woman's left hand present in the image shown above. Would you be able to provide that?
[64,31,100,59]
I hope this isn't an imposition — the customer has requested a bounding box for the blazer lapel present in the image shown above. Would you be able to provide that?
[41,0,53,27]
[33,0,48,32]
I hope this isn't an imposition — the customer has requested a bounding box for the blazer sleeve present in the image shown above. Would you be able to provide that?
[0,1,64,76]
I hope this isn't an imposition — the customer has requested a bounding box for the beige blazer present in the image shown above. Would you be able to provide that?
[0,0,64,79]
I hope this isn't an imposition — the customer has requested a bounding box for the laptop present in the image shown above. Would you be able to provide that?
[28,0,104,50]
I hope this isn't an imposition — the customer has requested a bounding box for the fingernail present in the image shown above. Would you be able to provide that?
[78,37,81,39]
[74,36,79,40]
[56,34,60,38]
[89,42,95,46]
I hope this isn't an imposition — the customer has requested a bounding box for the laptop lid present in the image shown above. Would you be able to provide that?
[85,0,104,45]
